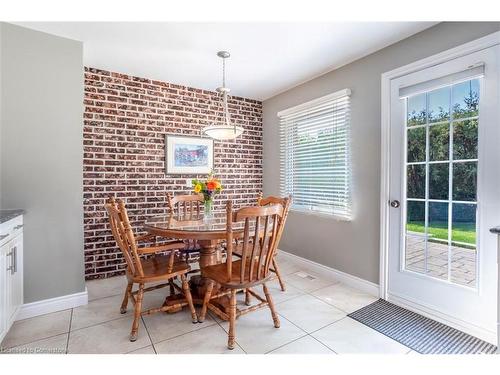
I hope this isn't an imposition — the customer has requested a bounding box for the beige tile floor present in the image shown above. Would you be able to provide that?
[1,254,413,354]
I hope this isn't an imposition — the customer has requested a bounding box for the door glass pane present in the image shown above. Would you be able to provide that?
[428,87,450,123]
[451,203,477,287]
[407,165,425,199]
[403,79,480,288]
[429,124,449,161]
[451,203,476,245]
[407,93,426,126]
[452,79,480,119]
[453,120,478,160]
[427,202,449,280]
[405,235,426,273]
[406,200,425,234]
[405,201,426,273]
[429,163,449,200]
[407,127,426,162]
[453,162,477,201]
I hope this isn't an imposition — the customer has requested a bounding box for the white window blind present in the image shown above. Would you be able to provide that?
[279,89,352,220]
[399,64,484,98]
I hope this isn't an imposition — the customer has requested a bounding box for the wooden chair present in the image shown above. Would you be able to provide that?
[167,193,204,257]
[233,194,291,304]
[105,198,198,342]
[167,192,204,219]
[255,193,291,291]
[198,198,290,349]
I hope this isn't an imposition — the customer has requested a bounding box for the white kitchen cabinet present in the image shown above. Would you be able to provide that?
[0,245,7,340]
[0,213,24,343]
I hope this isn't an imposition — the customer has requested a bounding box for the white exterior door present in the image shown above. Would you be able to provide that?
[387,45,500,343]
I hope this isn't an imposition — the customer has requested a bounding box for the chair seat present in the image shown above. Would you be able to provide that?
[203,259,272,289]
[130,254,191,283]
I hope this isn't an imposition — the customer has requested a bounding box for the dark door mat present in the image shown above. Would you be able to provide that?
[347,299,497,354]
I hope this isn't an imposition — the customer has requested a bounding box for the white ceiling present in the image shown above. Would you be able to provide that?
[16,22,437,100]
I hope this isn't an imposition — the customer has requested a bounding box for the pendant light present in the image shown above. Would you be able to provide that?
[202,51,244,140]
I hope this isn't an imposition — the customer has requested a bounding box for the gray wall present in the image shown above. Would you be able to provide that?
[263,22,500,284]
[0,23,85,303]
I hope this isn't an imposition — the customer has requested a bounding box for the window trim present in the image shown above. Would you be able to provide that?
[277,89,351,117]
[289,206,353,221]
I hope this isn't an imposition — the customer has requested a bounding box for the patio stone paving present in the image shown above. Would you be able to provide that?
[405,236,476,286]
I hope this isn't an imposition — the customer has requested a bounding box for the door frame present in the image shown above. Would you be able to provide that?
[379,31,500,339]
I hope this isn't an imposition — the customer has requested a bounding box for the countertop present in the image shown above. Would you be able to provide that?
[0,209,25,224]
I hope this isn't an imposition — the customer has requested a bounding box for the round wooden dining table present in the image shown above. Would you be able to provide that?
[143,211,247,314]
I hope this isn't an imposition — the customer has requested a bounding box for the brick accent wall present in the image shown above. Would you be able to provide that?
[83,67,263,280]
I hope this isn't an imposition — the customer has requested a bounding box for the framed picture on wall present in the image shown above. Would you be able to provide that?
[165,134,214,175]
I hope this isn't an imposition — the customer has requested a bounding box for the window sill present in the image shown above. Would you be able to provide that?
[289,208,352,222]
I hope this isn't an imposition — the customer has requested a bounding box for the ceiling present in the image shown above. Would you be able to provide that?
[15,22,437,100]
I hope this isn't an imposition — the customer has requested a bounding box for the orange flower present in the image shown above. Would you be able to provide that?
[206,180,217,191]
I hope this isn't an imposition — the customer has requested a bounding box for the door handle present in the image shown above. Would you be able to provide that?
[13,246,17,274]
[6,251,13,272]
[390,200,401,208]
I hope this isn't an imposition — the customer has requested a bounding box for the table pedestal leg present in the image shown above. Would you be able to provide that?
[162,239,231,319]
[190,239,221,299]
[189,240,232,319]
[162,241,221,313]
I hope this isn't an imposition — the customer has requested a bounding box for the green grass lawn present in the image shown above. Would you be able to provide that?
[407,221,476,245]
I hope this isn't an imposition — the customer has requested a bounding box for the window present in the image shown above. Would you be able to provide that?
[279,89,352,219]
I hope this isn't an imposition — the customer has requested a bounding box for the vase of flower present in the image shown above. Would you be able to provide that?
[192,171,223,221]
[203,198,213,218]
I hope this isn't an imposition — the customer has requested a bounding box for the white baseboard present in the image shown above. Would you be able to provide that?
[16,288,88,321]
[278,250,380,297]
[388,292,497,345]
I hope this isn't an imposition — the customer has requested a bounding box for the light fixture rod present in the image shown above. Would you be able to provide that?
[202,51,243,140]
[222,56,226,87]
[223,91,231,127]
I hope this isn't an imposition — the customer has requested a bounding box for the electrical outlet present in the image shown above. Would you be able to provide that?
[185,178,192,187]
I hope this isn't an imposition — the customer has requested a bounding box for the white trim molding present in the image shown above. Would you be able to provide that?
[278,250,379,297]
[16,289,88,321]
[277,88,351,117]
[379,31,500,299]
[380,31,500,344]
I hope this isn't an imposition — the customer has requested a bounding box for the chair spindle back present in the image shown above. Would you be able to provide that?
[257,193,292,256]
[167,193,204,219]
[105,197,144,278]
[225,198,290,284]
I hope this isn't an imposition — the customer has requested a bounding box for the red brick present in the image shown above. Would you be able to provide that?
[83,67,263,279]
